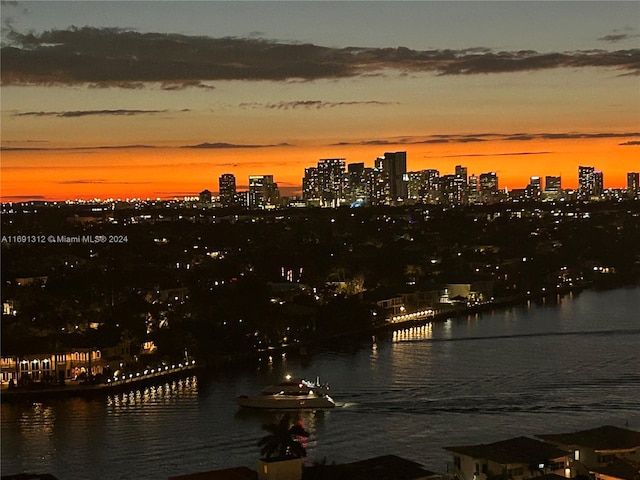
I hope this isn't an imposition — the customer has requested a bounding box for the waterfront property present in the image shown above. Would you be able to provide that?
[444,436,571,480]
[0,337,133,386]
[537,426,640,471]
[168,455,439,480]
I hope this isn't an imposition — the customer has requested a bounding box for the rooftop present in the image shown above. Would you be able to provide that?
[537,425,640,451]
[302,454,438,480]
[444,436,569,464]
[168,466,257,480]
[590,458,640,480]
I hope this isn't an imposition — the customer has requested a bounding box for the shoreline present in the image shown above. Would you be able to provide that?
[1,363,200,403]
[3,278,637,402]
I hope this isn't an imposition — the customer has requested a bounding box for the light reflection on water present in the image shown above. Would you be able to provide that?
[2,286,639,480]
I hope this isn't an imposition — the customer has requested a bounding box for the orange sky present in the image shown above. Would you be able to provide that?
[1,137,636,201]
[1,3,638,202]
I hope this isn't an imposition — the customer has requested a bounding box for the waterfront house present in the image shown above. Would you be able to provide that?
[589,458,640,480]
[444,436,571,480]
[168,466,257,480]
[301,454,439,480]
[0,335,133,386]
[537,425,640,471]
[167,455,436,480]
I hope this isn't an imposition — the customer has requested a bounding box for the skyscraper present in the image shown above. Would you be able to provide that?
[302,167,320,201]
[545,176,561,192]
[455,165,468,184]
[628,172,639,196]
[317,158,346,206]
[578,166,595,197]
[527,176,541,199]
[218,173,236,207]
[375,151,407,203]
[479,172,499,203]
[593,170,603,196]
[248,175,279,209]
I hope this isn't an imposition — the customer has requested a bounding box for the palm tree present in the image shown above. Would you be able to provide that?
[258,413,309,460]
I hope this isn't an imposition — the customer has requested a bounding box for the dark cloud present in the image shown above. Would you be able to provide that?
[182,142,292,149]
[2,27,638,86]
[437,151,553,159]
[57,180,153,184]
[2,195,47,201]
[620,140,640,145]
[13,109,167,118]
[598,34,640,43]
[0,144,156,151]
[239,100,397,110]
[330,131,640,147]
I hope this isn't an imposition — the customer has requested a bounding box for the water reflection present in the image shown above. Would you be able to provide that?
[106,376,199,411]
[392,323,433,342]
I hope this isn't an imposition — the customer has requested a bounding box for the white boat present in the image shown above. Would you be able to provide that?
[235,375,335,409]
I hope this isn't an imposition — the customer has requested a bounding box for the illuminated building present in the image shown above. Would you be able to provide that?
[527,176,541,199]
[347,162,369,204]
[479,172,499,203]
[303,159,346,207]
[375,151,407,204]
[317,158,346,206]
[545,176,562,192]
[302,167,320,203]
[218,173,236,207]
[628,172,639,197]
[440,174,467,206]
[455,165,468,184]
[248,175,279,209]
[578,166,596,198]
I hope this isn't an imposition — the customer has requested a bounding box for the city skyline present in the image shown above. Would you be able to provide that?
[1,1,639,201]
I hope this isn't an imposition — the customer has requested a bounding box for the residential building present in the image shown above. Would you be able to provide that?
[578,166,603,198]
[248,175,279,209]
[527,176,542,199]
[317,158,346,206]
[1,338,133,385]
[376,151,408,203]
[537,425,640,471]
[445,436,570,480]
[219,173,237,207]
[545,176,562,192]
[441,174,467,207]
[627,172,639,197]
[479,172,499,203]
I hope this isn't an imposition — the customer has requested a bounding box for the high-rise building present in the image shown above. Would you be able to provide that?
[479,172,498,192]
[455,165,468,184]
[628,172,640,195]
[347,162,368,204]
[545,176,562,192]
[440,174,467,206]
[218,173,236,206]
[527,176,541,199]
[248,175,279,209]
[302,167,320,201]
[317,158,346,206]
[479,172,499,203]
[593,170,604,196]
[302,159,346,206]
[578,166,595,197]
[375,151,407,203]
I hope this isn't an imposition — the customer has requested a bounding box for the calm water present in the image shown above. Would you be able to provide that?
[2,286,639,479]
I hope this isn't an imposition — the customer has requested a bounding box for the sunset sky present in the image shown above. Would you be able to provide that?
[1,1,639,201]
